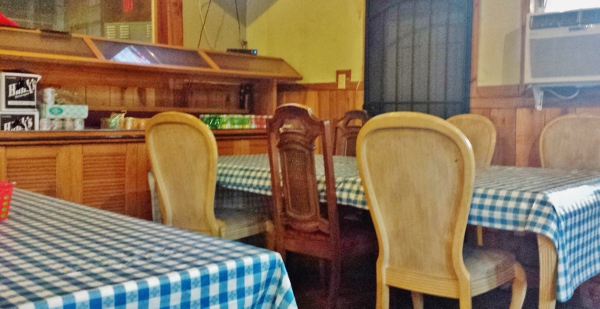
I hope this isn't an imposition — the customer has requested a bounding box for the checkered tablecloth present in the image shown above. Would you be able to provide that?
[217,154,600,302]
[0,188,297,309]
[218,154,365,208]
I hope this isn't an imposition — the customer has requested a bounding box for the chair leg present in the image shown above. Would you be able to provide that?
[477,226,484,246]
[509,263,527,309]
[411,292,424,309]
[459,298,472,309]
[327,258,341,309]
[377,269,390,309]
[319,260,327,288]
[264,221,275,251]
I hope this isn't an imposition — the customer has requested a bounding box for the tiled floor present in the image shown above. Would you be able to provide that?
[285,252,588,309]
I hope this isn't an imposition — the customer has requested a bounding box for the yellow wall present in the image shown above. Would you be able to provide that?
[182,0,246,51]
[476,0,523,86]
[182,0,521,86]
[246,0,365,84]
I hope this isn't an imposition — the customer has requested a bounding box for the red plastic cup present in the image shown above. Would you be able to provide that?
[0,181,15,221]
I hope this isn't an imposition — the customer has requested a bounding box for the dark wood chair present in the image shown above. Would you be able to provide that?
[267,103,376,308]
[334,110,369,156]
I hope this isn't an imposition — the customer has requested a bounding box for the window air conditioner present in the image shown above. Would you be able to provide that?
[525,8,600,108]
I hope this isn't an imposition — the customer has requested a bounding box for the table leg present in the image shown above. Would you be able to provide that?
[537,234,557,309]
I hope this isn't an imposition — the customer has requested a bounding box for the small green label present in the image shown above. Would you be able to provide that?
[48,106,64,115]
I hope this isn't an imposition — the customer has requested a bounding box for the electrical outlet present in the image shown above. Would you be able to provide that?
[337,74,346,89]
[336,70,351,89]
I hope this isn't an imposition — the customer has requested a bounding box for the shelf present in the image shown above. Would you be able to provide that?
[0,26,303,81]
[0,26,297,121]
[87,106,248,115]
[0,129,266,146]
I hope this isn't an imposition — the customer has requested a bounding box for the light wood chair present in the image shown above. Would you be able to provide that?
[356,112,526,309]
[447,113,496,168]
[540,113,600,170]
[447,113,497,245]
[145,111,273,245]
[334,109,369,156]
[267,103,377,308]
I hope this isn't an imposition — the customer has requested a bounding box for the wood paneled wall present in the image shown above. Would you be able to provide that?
[277,83,364,123]
[469,0,600,167]
[278,81,600,167]
[471,86,600,167]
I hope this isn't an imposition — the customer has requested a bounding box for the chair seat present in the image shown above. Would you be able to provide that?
[215,208,272,241]
[463,246,517,296]
[283,215,377,259]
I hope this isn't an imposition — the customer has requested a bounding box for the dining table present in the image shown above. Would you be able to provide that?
[0,188,297,309]
[216,153,600,309]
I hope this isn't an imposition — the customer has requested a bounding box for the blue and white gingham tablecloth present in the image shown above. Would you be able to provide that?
[217,154,600,302]
[0,188,297,309]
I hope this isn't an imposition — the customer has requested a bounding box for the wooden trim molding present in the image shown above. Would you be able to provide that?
[156,0,183,46]
[470,0,531,104]
[278,81,364,92]
[0,129,266,146]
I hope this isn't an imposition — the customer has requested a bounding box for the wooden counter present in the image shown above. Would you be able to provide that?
[0,129,267,220]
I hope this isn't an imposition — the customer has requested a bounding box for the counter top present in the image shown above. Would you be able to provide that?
[0,129,267,146]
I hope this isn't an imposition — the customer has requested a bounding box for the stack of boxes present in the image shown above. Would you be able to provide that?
[0,71,40,131]
[39,100,88,131]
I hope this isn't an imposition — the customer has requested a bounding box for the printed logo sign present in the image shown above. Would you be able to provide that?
[1,114,35,131]
[3,74,40,108]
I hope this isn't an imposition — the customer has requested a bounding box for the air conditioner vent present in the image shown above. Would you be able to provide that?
[530,9,600,29]
[560,11,579,27]
[106,25,116,39]
[580,9,600,25]
[119,25,130,39]
[531,13,563,29]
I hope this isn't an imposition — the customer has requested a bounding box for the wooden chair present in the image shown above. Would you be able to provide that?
[447,114,496,168]
[447,113,497,245]
[356,112,526,309]
[540,113,600,170]
[145,111,273,246]
[334,109,369,156]
[267,103,377,308]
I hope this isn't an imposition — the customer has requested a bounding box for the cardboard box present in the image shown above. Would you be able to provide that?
[0,110,39,131]
[1,72,41,111]
[39,104,88,119]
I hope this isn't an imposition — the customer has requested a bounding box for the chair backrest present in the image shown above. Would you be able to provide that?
[357,112,475,284]
[267,103,339,242]
[334,110,369,156]
[447,113,496,167]
[145,111,220,237]
[540,113,600,170]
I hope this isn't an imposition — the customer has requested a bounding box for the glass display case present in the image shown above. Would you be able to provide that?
[92,39,211,67]
[0,26,302,126]
[0,28,96,58]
